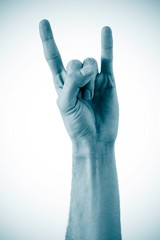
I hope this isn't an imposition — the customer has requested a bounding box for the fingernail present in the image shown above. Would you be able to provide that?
[39,19,53,41]
[80,66,93,77]
[83,90,92,100]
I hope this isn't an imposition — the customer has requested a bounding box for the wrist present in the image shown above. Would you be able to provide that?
[72,138,116,187]
[72,137,115,161]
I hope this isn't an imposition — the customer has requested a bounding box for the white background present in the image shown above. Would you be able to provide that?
[1,0,160,239]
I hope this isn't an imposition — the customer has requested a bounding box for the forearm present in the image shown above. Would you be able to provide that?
[65,140,121,240]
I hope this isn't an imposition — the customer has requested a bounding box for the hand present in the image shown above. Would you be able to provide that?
[39,20,121,239]
[39,19,119,144]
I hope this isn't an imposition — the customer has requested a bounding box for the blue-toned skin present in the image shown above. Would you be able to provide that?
[39,19,121,240]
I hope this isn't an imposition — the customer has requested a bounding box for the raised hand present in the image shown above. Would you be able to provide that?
[39,19,119,144]
[39,20,121,240]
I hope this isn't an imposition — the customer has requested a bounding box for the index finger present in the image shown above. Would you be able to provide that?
[39,19,65,76]
[101,26,113,75]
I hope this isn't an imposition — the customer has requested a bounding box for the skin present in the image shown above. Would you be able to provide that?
[39,19,121,240]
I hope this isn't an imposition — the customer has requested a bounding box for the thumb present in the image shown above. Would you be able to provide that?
[57,66,94,112]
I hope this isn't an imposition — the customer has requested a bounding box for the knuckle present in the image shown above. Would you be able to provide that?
[83,58,98,75]
[66,59,82,72]
[83,57,97,65]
